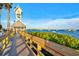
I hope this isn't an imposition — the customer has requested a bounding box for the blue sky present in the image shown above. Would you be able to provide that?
[1,3,79,29]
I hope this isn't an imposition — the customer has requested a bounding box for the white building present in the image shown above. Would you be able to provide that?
[11,5,26,32]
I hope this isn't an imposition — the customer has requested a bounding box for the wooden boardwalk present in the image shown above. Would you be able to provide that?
[15,33,34,56]
[2,33,35,56]
[1,31,79,56]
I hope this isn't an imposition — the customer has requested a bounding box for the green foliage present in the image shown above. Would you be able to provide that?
[29,32,79,50]
[0,24,2,30]
[0,3,3,9]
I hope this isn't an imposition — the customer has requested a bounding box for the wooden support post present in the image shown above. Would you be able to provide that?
[6,37,9,45]
[25,36,28,44]
[11,32,14,37]
[2,36,10,50]
[37,44,42,56]
[2,39,6,50]
[29,39,32,48]
[26,34,29,40]
[37,44,42,51]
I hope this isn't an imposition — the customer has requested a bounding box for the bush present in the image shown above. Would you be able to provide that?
[29,32,79,50]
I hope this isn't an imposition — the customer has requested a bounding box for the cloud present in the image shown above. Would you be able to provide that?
[23,18,79,29]
[1,18,79,30]
[47,18,79,29]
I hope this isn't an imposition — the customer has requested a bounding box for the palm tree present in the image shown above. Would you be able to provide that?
[4,3,12,31]
[0,3,3,30]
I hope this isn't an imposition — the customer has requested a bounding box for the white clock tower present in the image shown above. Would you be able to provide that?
[14,5,22,21]
[11,5,26,32]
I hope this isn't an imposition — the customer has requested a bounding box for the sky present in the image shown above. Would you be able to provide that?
[1,3,79,29]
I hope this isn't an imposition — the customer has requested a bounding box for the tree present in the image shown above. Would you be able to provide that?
[0,24,2,30]
[0,3,3,30]
[4,3,12,31]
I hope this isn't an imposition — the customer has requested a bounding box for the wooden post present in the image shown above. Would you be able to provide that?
[6,37,9,45]
[37,44,41,51]
[2,39,6,50]
[37,44,42,56]
[29,39,32,48]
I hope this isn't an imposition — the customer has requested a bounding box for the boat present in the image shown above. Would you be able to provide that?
[68,29,76,32]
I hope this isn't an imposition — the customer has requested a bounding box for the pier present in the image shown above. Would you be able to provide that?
[0,31,79,56]
[0,3,79,56]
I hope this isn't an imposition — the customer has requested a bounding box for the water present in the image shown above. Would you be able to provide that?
[26,29,79,39]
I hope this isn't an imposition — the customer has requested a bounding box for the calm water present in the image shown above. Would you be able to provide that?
[26,29,79,39]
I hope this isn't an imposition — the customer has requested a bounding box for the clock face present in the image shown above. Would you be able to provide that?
[16,8,22,14]
[16,10,20,14]
[17,10,20,14]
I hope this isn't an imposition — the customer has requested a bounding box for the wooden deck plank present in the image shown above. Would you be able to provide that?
[15,33,34,56]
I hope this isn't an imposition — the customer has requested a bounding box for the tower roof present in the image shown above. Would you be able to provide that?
[12,20,26,28]
[14,5,22,14]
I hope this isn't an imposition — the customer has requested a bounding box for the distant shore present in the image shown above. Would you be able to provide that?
[26,29,79,39]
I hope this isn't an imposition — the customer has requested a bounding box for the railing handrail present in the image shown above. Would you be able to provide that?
[0,31,12,42]
[19,31,79,56]
[27,33,79,56]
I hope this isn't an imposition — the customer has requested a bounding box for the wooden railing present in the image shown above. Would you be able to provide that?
[19,31,44,56]
[19,31,79,56]
[0,31,15,51]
